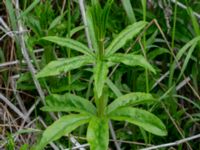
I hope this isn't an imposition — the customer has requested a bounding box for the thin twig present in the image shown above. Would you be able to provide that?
[0,60,19,67]
[0,30,28,41]
[69,136,86,150]
[0,92,26,120]
[109,121,121,150]
[15,0,45,104]
[64,144,89,150]
[0,16,10,31]
[61,0,66,14]
[10,75,29,120]
[141,133,200,150]
[176,77,191,91]
[161,103,193,150]
[170,0,200,19]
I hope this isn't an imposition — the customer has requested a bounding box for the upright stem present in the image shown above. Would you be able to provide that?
[98,38,104,60]
[97,94,105,117]
[168,0,177,88]
[67,0,71,91]
[142,0,149,93]
[97,38,105,117]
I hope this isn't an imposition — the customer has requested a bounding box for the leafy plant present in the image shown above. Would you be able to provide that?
[34,0,167,149]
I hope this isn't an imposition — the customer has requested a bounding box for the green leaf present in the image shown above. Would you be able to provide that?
[67,26,85,37]
[41,36,94,57]
[36,55,93,78]
[5,0,17,31]
[48,11,67,30]
[94,61,109,98]
[121,0,136,23]
[18,0,40,19]
[41,93,96,115]
[106,79,123,97]
[169,36,200,86]
[35,114,90,150]
[86,7,99,52]
[87,117,109,150]
[187,7,200,36]
[109,107,167,136]
[20,144,29,150]
[107,92,156,114]
[107,53,156,74]
[105,21,147,56]
[178,43,197,81]
[148,48,169,60]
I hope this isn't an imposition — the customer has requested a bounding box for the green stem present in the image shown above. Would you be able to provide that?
[169,0,177,88]
[171,0,177,50]
[98,38,104,60]
[97,94,105,117]
[96,38,105,117]
[142,0,149,93]
[67,0,71,91]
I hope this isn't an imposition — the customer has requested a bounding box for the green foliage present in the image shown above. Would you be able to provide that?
[2,0,199,149]
[108,107,167,136]
[107,53,156,73]
[5,134,15,150]
[34,114,90,150]
[33,1,168,149]
[41,93,96,115]
[94,61,109,98]
[41,36,95,57]
[87,117,109,150]
[105,21,147,56]
[36,56,93,78]
[106,92,155,114]
[121,0,136,23]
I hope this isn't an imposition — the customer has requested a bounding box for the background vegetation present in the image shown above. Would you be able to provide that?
[0,0,200,149]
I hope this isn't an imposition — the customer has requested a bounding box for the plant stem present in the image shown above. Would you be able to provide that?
[98,38,104,60]
[142,0,149,93]
[97,94,104,117]
[67,0,71,92]
[169,0,177,88]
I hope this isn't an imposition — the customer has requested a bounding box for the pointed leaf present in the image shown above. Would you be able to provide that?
[42,36,94,57]
[94,61,109,98]
[178,43,197,81]
[105,21,147,56]
[41,93,96,115]
[18,0,40,19]
[35,114,90,150]
[169,36,200,86]
[48,11,67,30]
[106,79,123,97]
[107,92,156,114]
[87,117,109,150]
[148,48,169,60]
[86,7,99,52]
[36,55,93,78]
[121,0,136,23]
[109,107,167,136]
[108,53,156,73]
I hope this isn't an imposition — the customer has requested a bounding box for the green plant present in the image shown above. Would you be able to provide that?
[34,1,167,149]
